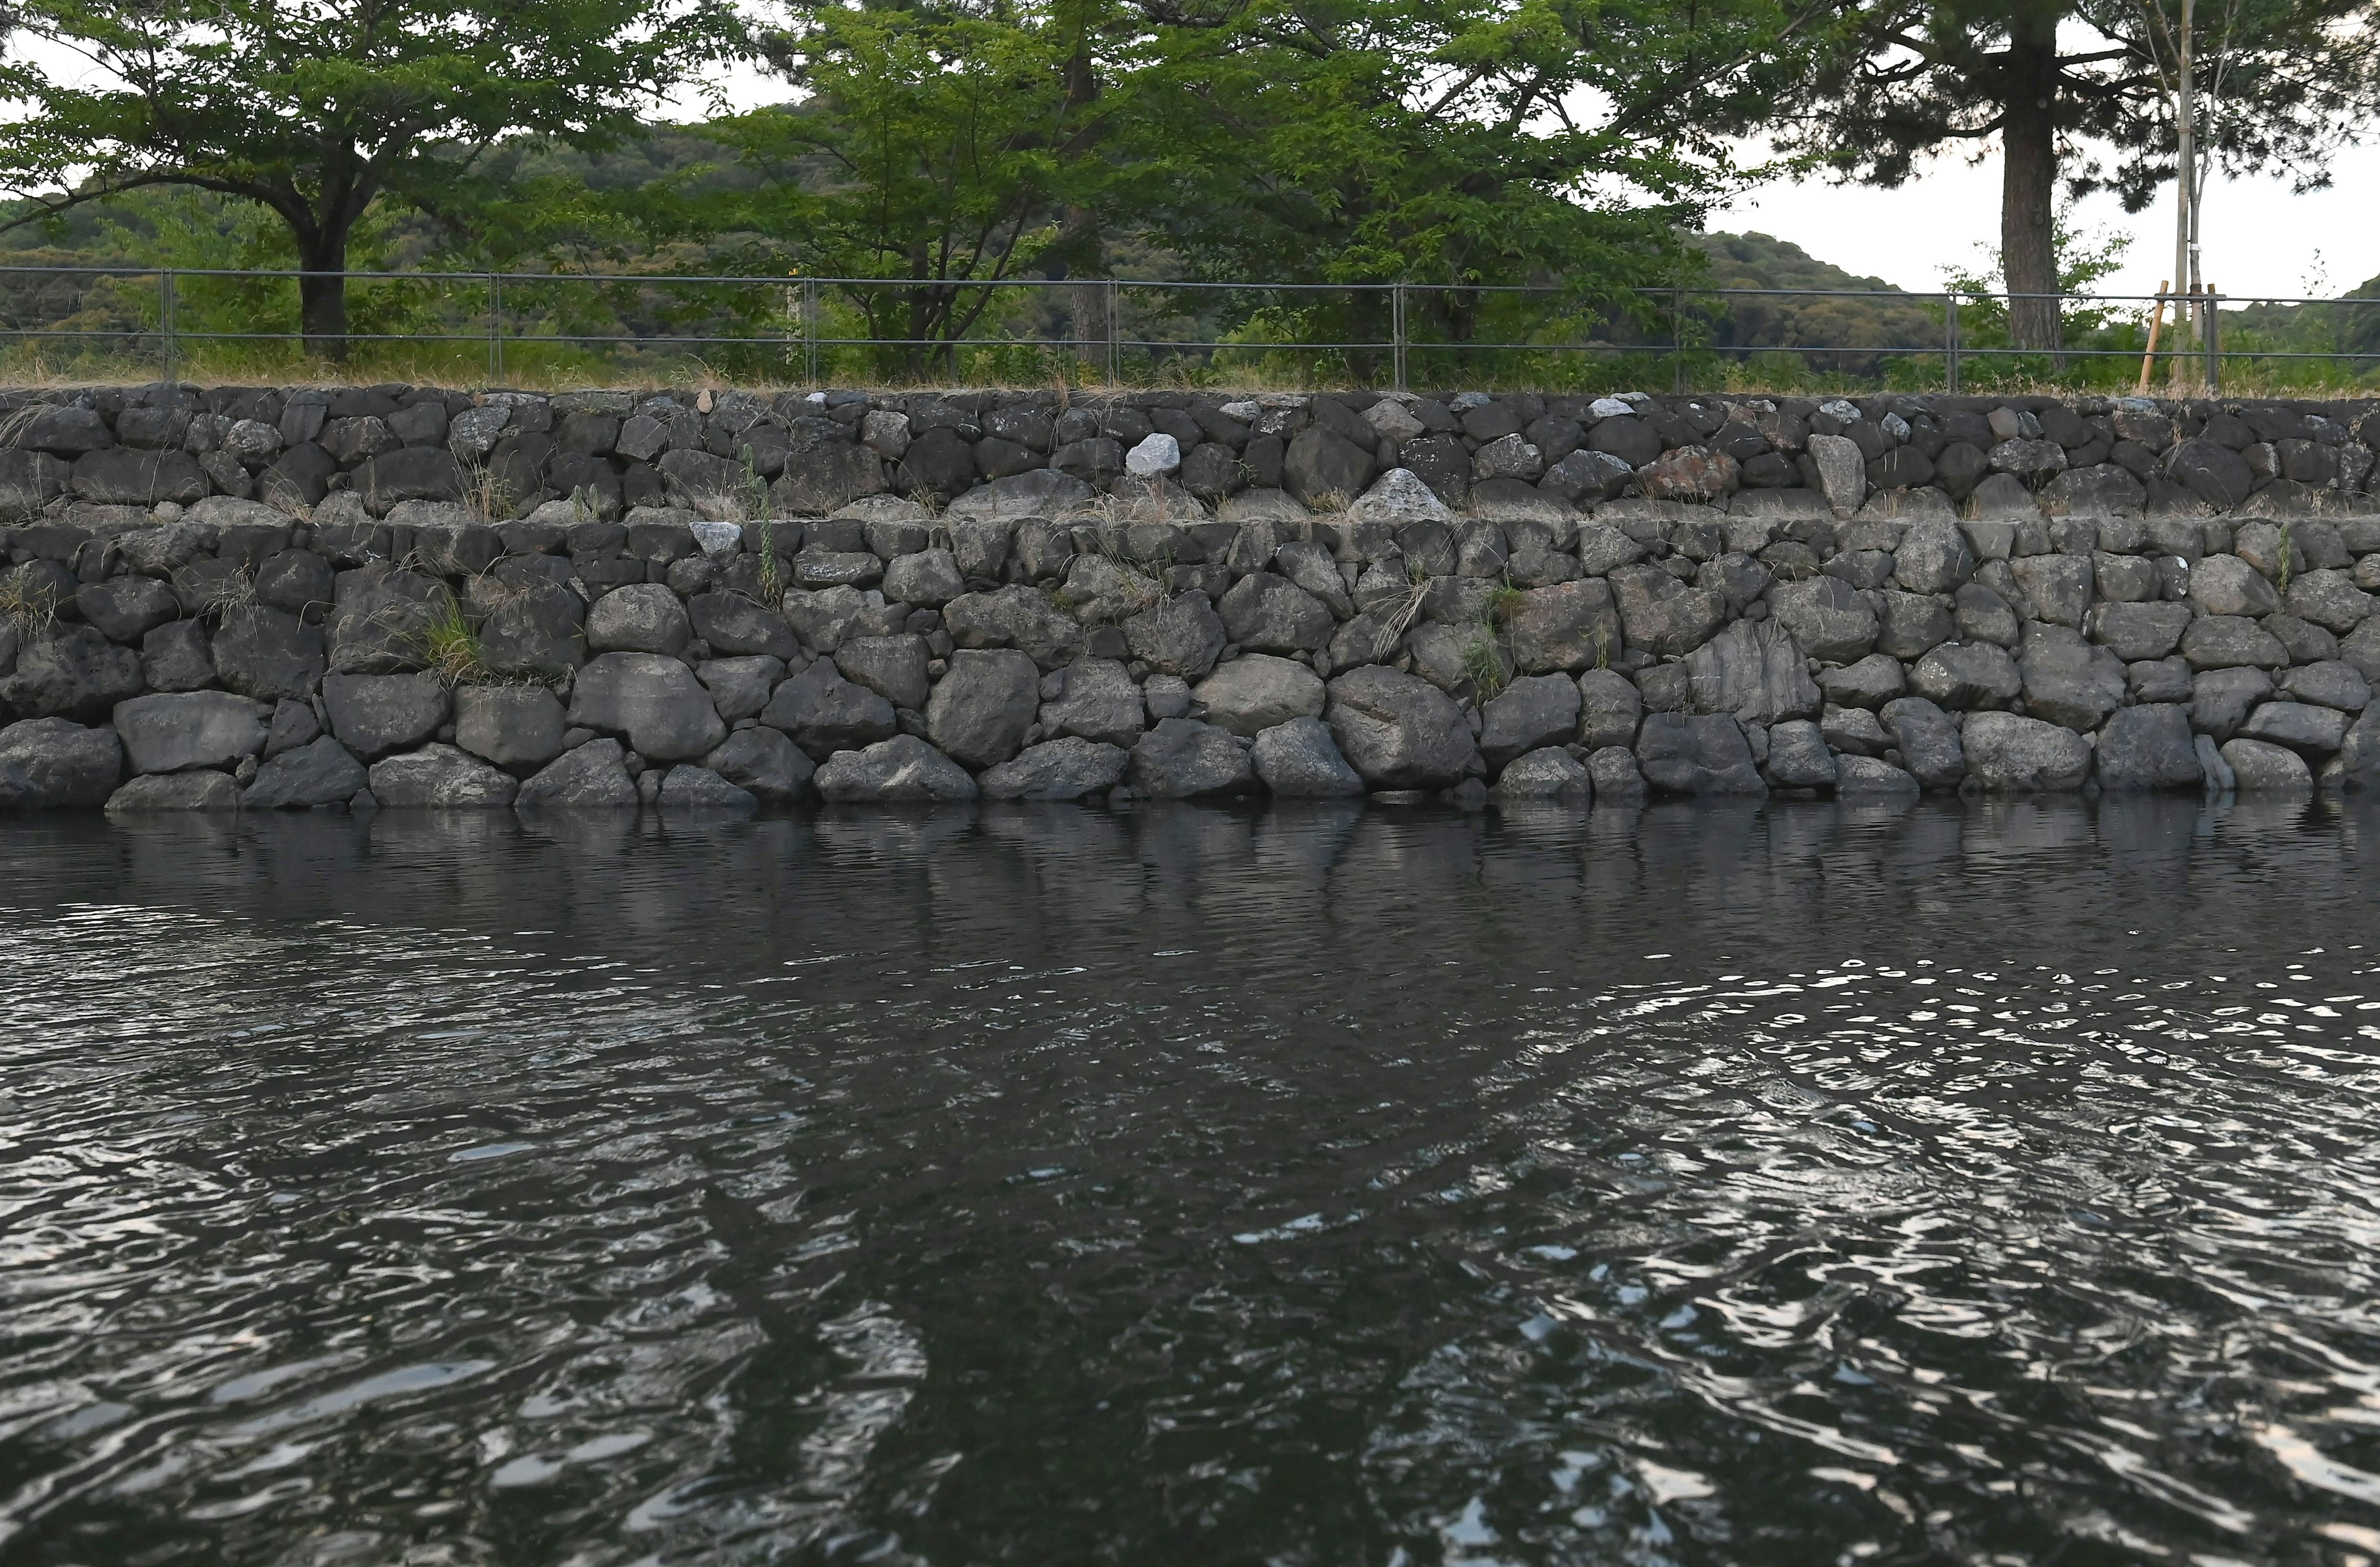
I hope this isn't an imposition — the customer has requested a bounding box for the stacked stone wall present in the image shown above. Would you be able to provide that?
[2,380,2378,814]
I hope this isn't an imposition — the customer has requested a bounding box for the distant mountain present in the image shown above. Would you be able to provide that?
[1686,232,1943,365]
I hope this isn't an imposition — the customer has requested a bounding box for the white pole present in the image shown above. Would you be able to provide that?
[2174,0,2197,393]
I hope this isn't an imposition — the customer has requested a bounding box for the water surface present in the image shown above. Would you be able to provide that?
[2,797,2379,1565]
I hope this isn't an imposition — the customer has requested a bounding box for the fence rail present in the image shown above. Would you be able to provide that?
[0,263,2374,395]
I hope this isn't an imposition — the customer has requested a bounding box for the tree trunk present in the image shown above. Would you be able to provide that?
[297,230,349,363]
[2000,29,2063,356]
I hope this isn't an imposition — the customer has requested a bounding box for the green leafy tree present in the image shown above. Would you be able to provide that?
[0,0,744,355]
[1766,0,2380,352]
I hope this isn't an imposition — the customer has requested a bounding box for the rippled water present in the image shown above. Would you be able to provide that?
[3,797,2380,1565]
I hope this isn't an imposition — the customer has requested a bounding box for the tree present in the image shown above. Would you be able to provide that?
[0,0,744,356]
[1768,0,2380,351]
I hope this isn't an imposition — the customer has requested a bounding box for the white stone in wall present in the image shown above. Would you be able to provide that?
[1125,433,1182,478]
[1345,467,1452,525]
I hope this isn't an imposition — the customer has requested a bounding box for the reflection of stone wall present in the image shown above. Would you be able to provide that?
[0,383,2377,814]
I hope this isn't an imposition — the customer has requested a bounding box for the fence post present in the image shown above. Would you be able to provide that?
[490,273,504,382]
[1391,283,1406,393]
[159,270,178,385]
[1105,278,1119,385]
[804,278,819,385]
[2205,289,2221,395]
[1671,286,1685,393]
[485,273,498,384]
[1942,292,1958,394]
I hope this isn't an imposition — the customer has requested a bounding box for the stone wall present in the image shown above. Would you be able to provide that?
[1,381,2378,814]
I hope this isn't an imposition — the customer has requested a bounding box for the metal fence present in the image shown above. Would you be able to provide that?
[1,263,2375,393]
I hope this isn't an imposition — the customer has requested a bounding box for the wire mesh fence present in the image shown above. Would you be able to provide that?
[1,264,2375,395]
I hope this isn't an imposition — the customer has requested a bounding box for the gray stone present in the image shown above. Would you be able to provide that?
[2009,553,2092,627]
[1494,747,1592,800]
[1272,539,1355,617]
[470,579,585,679]
[1586,745,1647,803]
[584,582,689,655]
[454,685,568,771]
[2337,710,2380,791]
[75,577,179,644]
[694,655,785,723]
[982,737,1130,801]
[1038,659,1144,748]
[105,771,242,815]
[1879,696,1964,789]
[1128,717,1256,797]
[1505,579,1622,673]
[2285,569,2375,634]
[1346,467,1452,524]
[242,735,366,809]
[780,585,872,653]
[1833,756,1921,799]
[762,658,897,760]
[1608,563,1726,654]
[702,726,813,803]
[113,690,269,775]
[1961,711,2091,791]
[943,468,1096,523]
[2128,656,2195,703]
[1873,590,1955,659]
[2180,615,2289,671]
[1217,573,1333,653]
[368,744,519,807]
[1573,524,1647,576]
[264,697,320,757]
[835,634,932,712]
[1683,618,1818,726]
[1634,712,1765,795]
[1821,703,1890,757]
[1144,674,1192,721]
[687,593,802,660]
[2095,704,2200,791]
[2190,669,2274,742]
[328,565,446,674]
[1807,433,1867,514]
[514,737,640,810]
[1955,582,2023,647]
[1764,718,1837,787]
[2190,555,2280,618]
[0,718,121,808]
[1281,427,1375,509]
[2279,660,2371,712]
[210,607,327,701]
[1768,576,1877,663]
[2219,737,2312,790]
[2087,600,2193,661]
[2266,613,2340,666]
[2241,701,2350,755]
[945,586,1085,669]
[321,673,450,758]
[1909,642,2021,709]
[1124,592,1227,680]
[814,734,978,801]
[2017,624,2127,731]
[1473,674,1579,770]
[925,647,1039,768]
[1251,716,1367,796]
[883,548,964,607]
[1575,667,1642,750]
[1817,652,1905,709]
[1325,665,1481,788]
[1893,519,1975,594]
[140,620,215,692]
[71,447,206,506]
[656,764,757,812]
[1060,554,1166,625]
[570,651,728,761]
[2,628,144,721]
[1194,654,1326,737]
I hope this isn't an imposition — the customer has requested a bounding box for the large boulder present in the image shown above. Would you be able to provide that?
[981,737,1130,801]
[1575,668,1642,749]
[328,565,446,674]
[568,651,727,761]
[1478,674,1581,770]
[1216,573,1333,654]
[695,656,786,723]
[0,718,121,808]
[1764,719,1837,788]
[2016,624,2127,731]
[454,686,568,771]
[1124,592,1228,681]
[1324,665,1480,789]
[2096,703,2203,791]
[1504,579,1621,674]
[1250,716,1365,796]
[112,691,269,775]
[1633,712,1765,795]
[1495,747,1593,800]
[2180,615,2289,671]
[1280,427,1375,508]
[1879,696,1964,789]
[469,578,585,678]
[2087,601,2193,662]
[814,734,979,802]
[944,586,1084,669]
[1908,642,2022,709]
[834,634,932,713]
[2240,700,2350,757]
[1192,654,1326,737]
[75,577,179,644]
[702,727,814,804]
[2,627,146,722]
[1608,563,1726,654]
[1767,576,1877,663]
[1892,519,1975,594]
[106,771,242,815]
[70,447,206,506]
[211,607,327,701]
[514,737,640,809]
[688,592,802,660]
[2189,555,2280,618]
[1127,717,1256,797]
[1682,618,1818,726]
[585,583,691,655]
[2219,736,2312,790]
[242,735,367,808]
[1038,658,1144,748]
[368,744,520,807]
[760,658,898,761]
[1960,711,2092,791]
[2190,668,2273,742]
[925,647,1040,768]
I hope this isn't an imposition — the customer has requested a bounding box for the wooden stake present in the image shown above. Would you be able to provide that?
[2138,281,2169,393]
